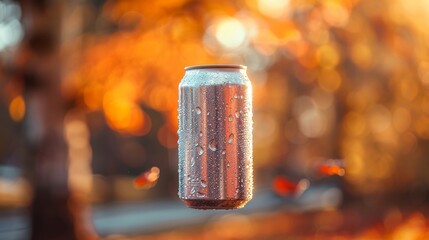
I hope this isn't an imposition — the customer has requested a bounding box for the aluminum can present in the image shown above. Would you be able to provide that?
[178,64,253,209]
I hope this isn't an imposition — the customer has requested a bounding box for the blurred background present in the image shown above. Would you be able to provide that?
[1,0,429,239]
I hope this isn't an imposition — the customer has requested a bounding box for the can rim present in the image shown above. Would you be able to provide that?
[185,64,247,70]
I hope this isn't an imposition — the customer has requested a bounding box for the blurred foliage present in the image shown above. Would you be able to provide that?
[3,0,429,197]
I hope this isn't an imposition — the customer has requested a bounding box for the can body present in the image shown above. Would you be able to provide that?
[178,65,253,209]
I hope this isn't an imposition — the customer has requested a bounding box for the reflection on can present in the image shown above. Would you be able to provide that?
[178,64,253,209]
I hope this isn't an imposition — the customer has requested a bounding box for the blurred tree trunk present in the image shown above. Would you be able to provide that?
[17,0,96,239]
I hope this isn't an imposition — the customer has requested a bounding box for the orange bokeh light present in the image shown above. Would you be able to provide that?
[103,91,151,136]
[133,167,160,189]
[319,165,345,176]
[9,95,25,122]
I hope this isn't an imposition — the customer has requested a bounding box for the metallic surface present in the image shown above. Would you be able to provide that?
[178,65,253,209]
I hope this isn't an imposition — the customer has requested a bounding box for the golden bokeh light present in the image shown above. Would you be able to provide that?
[343,112,366,136]
[317,69,342,92]
[9,95,25,122]
[103,91,149,136]
[316,44,340,69]
[257,0,290,19]
[392,107,411,133]
[418,61,429,87]
[322,0,351,27]
[215,17,247,50]
[350,42,373,69]
[367,105,392,133]
[65,115,93,201]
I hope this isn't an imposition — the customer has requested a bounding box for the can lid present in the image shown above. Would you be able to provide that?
[185,64,247,70]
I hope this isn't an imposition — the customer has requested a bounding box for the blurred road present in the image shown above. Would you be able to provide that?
[0,188,280,239]
[0,184,341,239]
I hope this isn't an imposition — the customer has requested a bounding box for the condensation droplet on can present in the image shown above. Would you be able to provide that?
[228,115,233,122]
[196,191,205,198]
[196,107,202,115]
[228,134,234,144]
[201,179,207,188]
[209,139,217,152]
[197,145,204,155]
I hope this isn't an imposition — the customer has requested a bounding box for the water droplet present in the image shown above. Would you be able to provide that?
[228,115,233,122]
[226,161,230,168]
[235,188,240,194]
[207,112,210,116]
[228,134,234,144]
[209,139,217,152]
[191,157,195,167]
[235,111,240,118]
[196,107,201,115]
[197,145,204,155]
[201,180,207,188]
[196,191,205,198]
[221,150,226,155]
[234,94,238,99]
[199,131,203,137]
[187,175,191,181]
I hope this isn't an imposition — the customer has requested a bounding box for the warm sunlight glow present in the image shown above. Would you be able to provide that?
[103,91,149,136]
[258,0,290,19]
[215,17,247,49]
